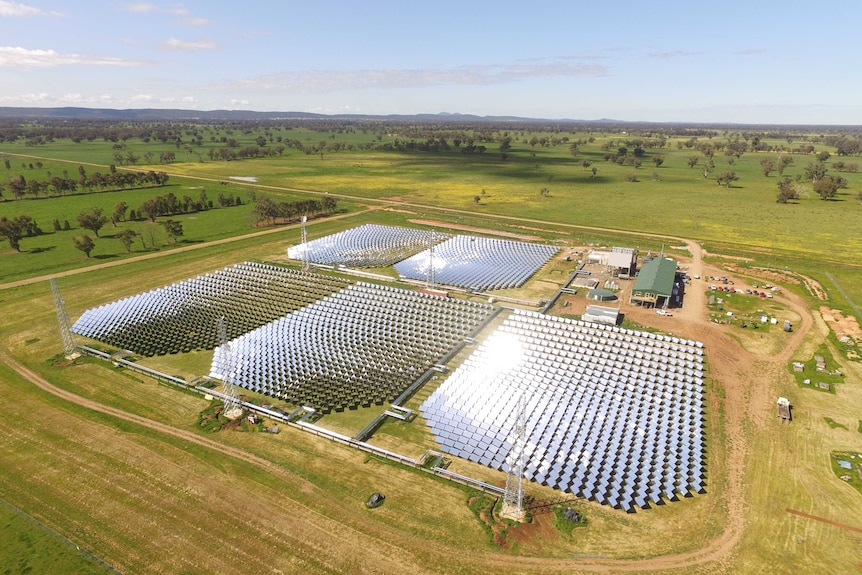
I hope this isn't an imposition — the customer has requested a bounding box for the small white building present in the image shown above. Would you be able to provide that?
[582,305,620,326]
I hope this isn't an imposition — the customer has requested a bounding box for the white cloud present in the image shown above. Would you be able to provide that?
[648,50,704,59]
[734,48,766,56]
[130,94,154,102]
[234,61,608,94]
[160,37,215,51]
[230,99,250,107]
[0,92,49,103]
[0,46,143,67]
[123,2,189,15]
[179,17,211,26]
[0,1,61,16]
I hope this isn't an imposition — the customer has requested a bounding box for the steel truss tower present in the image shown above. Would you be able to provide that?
[501,394,527,521]
[217,317,243,420]
[426,229,436,289]
[49,277,78,358]
[301,215,311,272]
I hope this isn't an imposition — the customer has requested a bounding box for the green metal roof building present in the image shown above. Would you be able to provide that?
[630,257,677,308]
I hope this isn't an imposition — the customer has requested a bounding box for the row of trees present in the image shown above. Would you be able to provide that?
[1,167,169,200]
[252,196,338,225]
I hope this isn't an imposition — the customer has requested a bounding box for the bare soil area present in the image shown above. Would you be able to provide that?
[820,306,862,341]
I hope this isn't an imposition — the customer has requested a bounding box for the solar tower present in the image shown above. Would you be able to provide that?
[426,229,436,289]
[301,215,311,272]
[501,394,527,522]
[49,277,78,358]
[217,317,244,420]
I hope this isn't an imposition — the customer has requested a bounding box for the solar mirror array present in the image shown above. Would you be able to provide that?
[421,309,705,512]
[394,235,559,291]
[211,283,495,412]
[71,262,349,355]
[287,224,451,268]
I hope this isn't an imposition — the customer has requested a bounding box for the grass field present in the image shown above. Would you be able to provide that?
[1,121,861,574]
[0,499,117,575]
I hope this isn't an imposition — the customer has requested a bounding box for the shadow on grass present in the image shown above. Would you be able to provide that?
[92,254,118,260]
[29,246,56,254]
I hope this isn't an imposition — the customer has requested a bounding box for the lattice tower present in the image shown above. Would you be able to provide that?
[501,394,527,522]
[301,215,311,272]
[217,317,243,419]
[49,277,78,358]
[426,229,436,289]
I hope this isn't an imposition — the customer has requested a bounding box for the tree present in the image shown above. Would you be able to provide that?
[581,160,592,171]
[760,158,775,177]
[625,173,638,182]
[162,219,184,243]
[804,161,828,183]
[112,201,128,226]
[652,155,664,168]
[776,178,799,203]
[72,235,95,258]
[321,196,337,212]
[473,195,481,204]
[777,155,794,175]
[702,158,715,179]
[115,229,137,252]
[0,216,25,251]
[9,175,25,199]
[539,187,550,197]
[139,199,160,222]
[813,176,840,200]
[77,207,108,237]
[687,155,699,168]
[716,171,739,187]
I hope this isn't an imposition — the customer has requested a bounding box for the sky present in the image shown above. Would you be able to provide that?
[2,0,862,124]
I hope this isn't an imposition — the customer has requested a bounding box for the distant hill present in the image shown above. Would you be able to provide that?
[0,106,589,123]
[0,107,856,130]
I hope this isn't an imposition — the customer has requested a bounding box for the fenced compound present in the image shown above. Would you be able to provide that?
[421,308,706,512]
[70,262,349,355]
[394,235,559,291]
[210,282,496,413]
[287,224,450,268]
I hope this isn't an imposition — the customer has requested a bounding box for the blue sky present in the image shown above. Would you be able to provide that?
[1,0,861,124]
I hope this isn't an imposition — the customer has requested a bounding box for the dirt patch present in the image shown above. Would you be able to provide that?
[820,307,862,342]
[743,267,802,286]
[506,508,559,548]
[799,274,828,301]
[408,219,543,242]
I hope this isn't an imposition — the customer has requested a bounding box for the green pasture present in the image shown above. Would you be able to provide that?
[0,500,116,575]
[2,127,861,269]
[0,180,361,283]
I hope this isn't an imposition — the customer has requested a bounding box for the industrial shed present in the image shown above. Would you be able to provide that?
[630,257,678,308]
[582,305,620,326]
[587,247,638,277]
